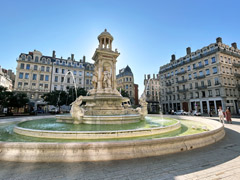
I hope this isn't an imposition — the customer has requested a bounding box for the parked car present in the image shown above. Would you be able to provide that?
[49,108,59,114]
[174,110,188,115]
[37,109,44,114]
[193,111,201,116]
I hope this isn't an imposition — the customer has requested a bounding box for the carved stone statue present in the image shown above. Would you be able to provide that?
[70,96,84,123]
[136,94,148,120]
[92,72,98,89]
[103,70,112,88]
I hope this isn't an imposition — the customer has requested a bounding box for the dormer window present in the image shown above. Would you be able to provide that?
[35,56,39,62]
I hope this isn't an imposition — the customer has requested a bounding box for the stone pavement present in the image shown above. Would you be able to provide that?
[0,115,240,180]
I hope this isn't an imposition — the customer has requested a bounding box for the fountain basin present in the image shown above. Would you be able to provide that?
[0,116,225,162]
[13,120,181,139]
[56,114,142,124]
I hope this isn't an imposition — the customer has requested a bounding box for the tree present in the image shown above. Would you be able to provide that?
[66,87,87,105]
[42,90,68,111]
[9,92,29,113]
[117,88,129,98]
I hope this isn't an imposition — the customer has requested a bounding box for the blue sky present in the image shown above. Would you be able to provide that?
[0,0,240,94]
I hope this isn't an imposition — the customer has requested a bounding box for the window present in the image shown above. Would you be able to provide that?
[55,76,58,82]
[67,78,70,83]
[201,81,204,86]
[22,55,25,60]
[62,69,65,74]
[55,68,59,73]
[86,79,89,85]
[190,92,193,98]
[212,57,216,63]
[28,56,31,61]
[181,68,184,72]
[46,67,50,72]
[193,64,196,69]
[208,79,211,86]
[35,56,39,62]
[188,74,192,79]
[202,91,205,98]
[206,69,210,76]
[204,59,208,65]
[34,65,38,70]
[189,83,192,89]
[195,82,198,88]
[32,74,37,80]
[45,75,49,81]
[24,82,28,87]
[26,64,30,70]
[61,77,64,82]
[54,85,57,91]
[175,70,178,74]
[40,74,44,81]
[74,70,76,75]
[193,72,197,78]
[20,63,24,69]
[44,84,48,89]
[126,85,128,89]
[79,78,82,84]
[19,72,23,79]
[228,58,231,64]
[79,71,82,76]
[216,89,220,96]
[41,66,45,71]
[208,90,212,97]
[215,77,219,85]
[199,71,203,76]
[188,65,191,71]
[18,82,22,87]
[196,92,199,98]
[198,62,202,66]
[212,67,217,74]
[25,73,29,79]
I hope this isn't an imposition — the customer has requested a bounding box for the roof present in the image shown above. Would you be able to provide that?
[116,65,133,78]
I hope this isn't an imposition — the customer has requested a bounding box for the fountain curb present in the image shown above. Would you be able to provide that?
[0,117,225,162]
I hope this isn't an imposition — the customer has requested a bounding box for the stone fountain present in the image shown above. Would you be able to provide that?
[56,29,147,124]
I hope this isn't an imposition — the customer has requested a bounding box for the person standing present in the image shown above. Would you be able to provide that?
[218,106,225,125]
[225,108,232,124]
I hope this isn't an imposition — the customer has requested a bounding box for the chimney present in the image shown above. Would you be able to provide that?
[147,74,150,79]
[153,74,155,79]
[171,54,176,62]
[83,56,86,63]
[186,47,191,55]
[144,74,146,79]
[216,37,222,43]
[52,50,56,58]
[71,54,74,60]
[232,42,237,49]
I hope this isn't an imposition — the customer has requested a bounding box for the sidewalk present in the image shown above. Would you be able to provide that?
[0,115,240,180]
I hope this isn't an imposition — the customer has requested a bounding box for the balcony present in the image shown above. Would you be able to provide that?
[193,65,205,70]
[176,70,186,75]
[234,73,240,78]
[166,82,172,86]
[177,88,188,93]
[233,63,240,68]
[176,79,187,84]
[197,85,208,90]
[195,75,205,79]
[166,91,173,94]
[165,75,172,79]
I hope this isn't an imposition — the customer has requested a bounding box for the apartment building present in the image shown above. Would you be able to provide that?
[159,37,240,114]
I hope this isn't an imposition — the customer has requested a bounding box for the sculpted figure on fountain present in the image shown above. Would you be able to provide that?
[103,70,112,89]
[70,96,84,124]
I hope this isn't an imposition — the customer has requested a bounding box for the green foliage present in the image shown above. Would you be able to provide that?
[117,88,129,98]
[0,85,29,108]
[42,87,87,106]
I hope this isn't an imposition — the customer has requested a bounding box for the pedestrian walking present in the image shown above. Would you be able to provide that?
[225,108,232,124]
[218,106,225,125]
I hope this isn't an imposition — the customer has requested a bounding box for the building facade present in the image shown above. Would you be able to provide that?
[14,50,94,110]
[159,37,240,114]
[144,74,161,113]
[116,65,138,105]
[0,66,13,91]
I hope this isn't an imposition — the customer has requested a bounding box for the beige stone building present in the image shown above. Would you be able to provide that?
[144,74,161,113]
[159,37,240,114]
[14,50,93,110]
[116,65,137,104]
[0,66,13,91]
